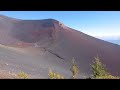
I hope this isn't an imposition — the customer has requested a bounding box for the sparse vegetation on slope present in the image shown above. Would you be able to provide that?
[48,56,120,79]
[48,68,55,79]
[90,56,119,79]
[70,58,79,79]
[48,58,79,79]
[90,56,109,78]
[48,68,64,79]
[17,71,29,79]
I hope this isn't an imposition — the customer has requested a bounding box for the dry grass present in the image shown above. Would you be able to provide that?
[17,71,29,79]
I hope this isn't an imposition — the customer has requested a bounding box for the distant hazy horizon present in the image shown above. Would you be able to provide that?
[0,11,120,42]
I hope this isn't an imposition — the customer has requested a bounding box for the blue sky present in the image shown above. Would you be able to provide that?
[0,11,120,40]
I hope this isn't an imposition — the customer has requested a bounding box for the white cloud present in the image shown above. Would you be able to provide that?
[79,27,120,40]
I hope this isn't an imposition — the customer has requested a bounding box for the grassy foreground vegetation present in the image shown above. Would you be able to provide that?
[48,68,64,79]
[48,56,120,79]
[17,71,29,79]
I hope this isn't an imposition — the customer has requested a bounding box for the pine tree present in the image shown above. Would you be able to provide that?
[91,56,109,79]
[70,57,79,79]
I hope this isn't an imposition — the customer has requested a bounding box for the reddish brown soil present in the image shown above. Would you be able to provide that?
[0,15,120,77]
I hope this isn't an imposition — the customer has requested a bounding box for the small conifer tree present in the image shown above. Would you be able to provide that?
[70,57,79,79]
[91,56,109,78]
[90,56,119,79]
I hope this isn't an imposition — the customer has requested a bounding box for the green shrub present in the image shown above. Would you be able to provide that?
[48,68,64,79]
[95,75,120,79]
[55,72,62,79]
[17,71,29,79]
[48,68,55,79]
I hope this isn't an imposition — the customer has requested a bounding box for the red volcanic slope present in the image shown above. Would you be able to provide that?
[0,15,120,76]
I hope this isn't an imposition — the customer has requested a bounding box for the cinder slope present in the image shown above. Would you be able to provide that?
[0,44,71,78]
[0,15,120,78]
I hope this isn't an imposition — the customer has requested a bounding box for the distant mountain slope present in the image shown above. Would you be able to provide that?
[0,15,120,78]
